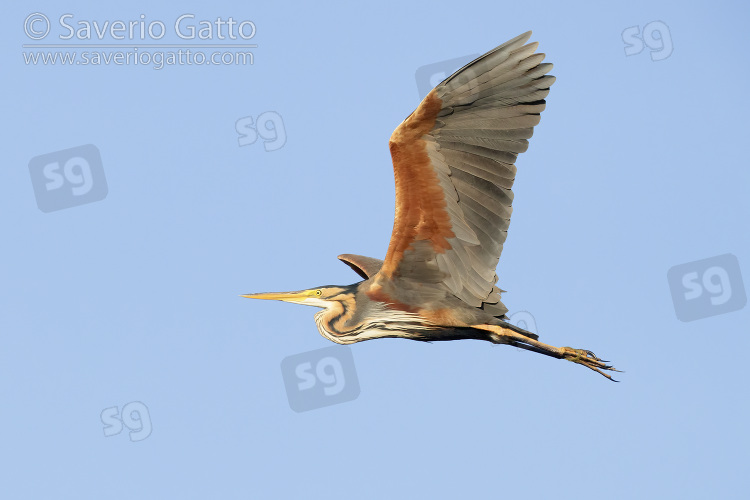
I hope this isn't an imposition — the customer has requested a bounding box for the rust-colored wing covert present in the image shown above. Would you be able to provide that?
[378,31,555,315]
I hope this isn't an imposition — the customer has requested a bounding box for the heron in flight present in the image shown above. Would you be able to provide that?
[244,32,619,380]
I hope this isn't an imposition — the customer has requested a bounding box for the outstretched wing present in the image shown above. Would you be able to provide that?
[378,31,554,315]
[338,254,384,279]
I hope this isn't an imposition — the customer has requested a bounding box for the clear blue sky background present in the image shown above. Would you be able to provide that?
[3,1,749,498]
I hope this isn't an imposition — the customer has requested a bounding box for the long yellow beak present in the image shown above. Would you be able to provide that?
[241,290,314,303]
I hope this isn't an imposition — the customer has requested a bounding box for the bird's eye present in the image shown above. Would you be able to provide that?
[315,290,322,296]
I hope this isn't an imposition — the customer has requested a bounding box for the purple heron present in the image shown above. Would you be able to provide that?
[244,32,619,381]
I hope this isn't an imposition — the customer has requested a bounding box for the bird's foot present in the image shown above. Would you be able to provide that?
[561,347,620,382]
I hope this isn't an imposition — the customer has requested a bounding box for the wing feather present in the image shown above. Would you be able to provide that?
[338,254,384,279]
[377,31,554,314]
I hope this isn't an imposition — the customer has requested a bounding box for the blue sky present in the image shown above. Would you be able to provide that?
[3,1,749,498]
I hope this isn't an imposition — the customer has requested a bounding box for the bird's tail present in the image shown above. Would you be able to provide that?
[497,319,539,340]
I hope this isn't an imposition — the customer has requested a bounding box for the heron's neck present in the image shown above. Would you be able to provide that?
[314,295,360,344]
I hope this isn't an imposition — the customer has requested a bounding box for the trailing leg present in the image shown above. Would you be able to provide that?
[473,324,620,382]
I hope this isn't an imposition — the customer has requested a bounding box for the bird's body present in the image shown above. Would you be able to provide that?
[244,32,619,380]
[312,255,518,343]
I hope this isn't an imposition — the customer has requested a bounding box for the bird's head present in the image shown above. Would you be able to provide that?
[242,285,354,309]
